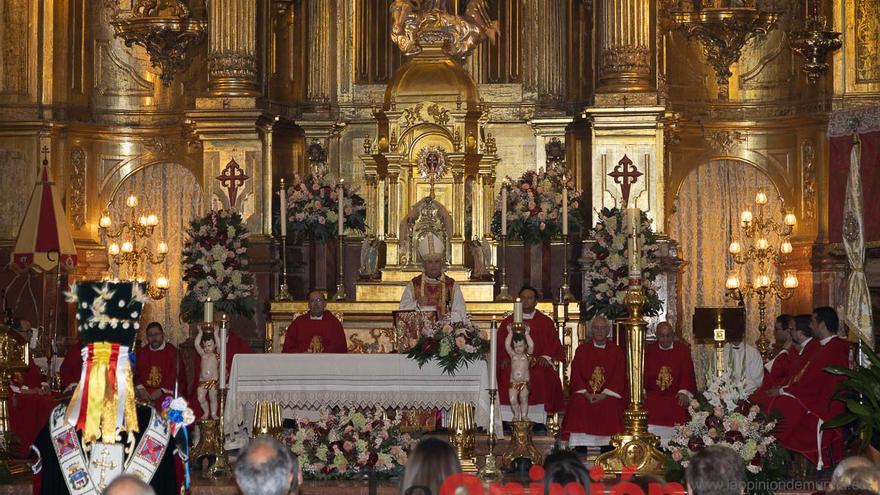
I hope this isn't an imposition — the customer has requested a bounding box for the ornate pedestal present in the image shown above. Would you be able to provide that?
[499,421,543,470]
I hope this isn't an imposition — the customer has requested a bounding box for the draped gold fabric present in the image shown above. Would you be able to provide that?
[842,138,874,348]
[108,163,202,344]
[670,160,782,346]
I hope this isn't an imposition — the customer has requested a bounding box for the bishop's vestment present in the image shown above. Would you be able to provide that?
[398,274,467,319]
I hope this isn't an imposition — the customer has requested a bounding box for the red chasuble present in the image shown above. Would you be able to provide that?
[769,336,849,466]
[749,347,792,408]
[10,359,55,457]
[410,275,456,317]
[495,311,565,413]
[644,342,697,427]
[59,341,84,392]
[561,341,626,439]
[283,311,348,353]
[135,343,186,408]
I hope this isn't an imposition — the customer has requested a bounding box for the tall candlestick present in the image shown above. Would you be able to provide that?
[338,179,345,236]
[488,317,498,387]
[204,298,214,323]
[514,298,523,323]
[562,178,568,236]
[219,314,228,388]
[501,184,508,235]
[279,179,287,237]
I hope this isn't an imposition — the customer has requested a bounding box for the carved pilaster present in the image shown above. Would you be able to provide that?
[208,0,258,95]
[596,0,654,93]
[522,0,567,106]
[306,0,334,103]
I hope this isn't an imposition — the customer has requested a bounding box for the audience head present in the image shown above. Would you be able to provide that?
[656,321,675,349]
[792,314,813,343]
[685,445,745,495]
[774,314,793,345]
[831,457,880,493]
[812,306,839,339]
[307,290,327,317]
[518,286,539,313]
[590,316,610,346]
[145,322,165,350]
[400,437,461,495]
[102,474,155,495]
[234,436,300,495]
[542,450,590,494]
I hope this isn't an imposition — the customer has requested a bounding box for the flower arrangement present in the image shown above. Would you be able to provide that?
[406,316,489,375]
[180,209,256,323]
[664,372,791,494]
[582,207,663,320]
[490,165,584,245]
[286,408,416,480]
[285,172,367,243]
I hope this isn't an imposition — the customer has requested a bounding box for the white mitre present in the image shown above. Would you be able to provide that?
[418,233,445,262]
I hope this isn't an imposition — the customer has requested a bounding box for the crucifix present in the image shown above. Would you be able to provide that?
[91,447,119,490]
[608,154,643,207]
[216,157,250,208]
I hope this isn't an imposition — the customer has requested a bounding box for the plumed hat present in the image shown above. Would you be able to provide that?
[68,280,148,348]
[418,233,445,262]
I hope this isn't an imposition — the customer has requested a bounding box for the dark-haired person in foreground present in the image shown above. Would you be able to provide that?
[399,437,461,495]
[234,436,301,495]
[542,450,590,494]
[686,445,745,495]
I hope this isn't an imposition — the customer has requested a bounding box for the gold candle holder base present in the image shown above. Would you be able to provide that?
[477,389,501,482]
[275,234,292,301]
[495,235,513,302]
[594,416,666,476]
[500,420,543,470]
[207,388,232,480]
[560,234,576,302]
[190,418,221,466]
[449,401,478,474]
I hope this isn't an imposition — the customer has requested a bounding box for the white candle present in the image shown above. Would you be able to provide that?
[628,224,641,279]
[562,178,569,236]
[338,179,345,236]
[204,298,214,323]
[279,179,287,237]
[488,317,498,388]
[514,298,523,323]
[501,184,508,235]
[625,207,640,232]
[219,315,228,389]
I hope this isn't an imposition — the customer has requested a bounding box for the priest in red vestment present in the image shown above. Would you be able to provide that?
[561,316,626,447]
[768,307,850,468]
[283,291,348,353]
[58,340,84,393]
[496,286,565,420]
[398,234,467,320]
[135,322,187,408]
[9,352,54,457]
[190,328,252,419]
[749,314,795,408]
[645,322,696,444]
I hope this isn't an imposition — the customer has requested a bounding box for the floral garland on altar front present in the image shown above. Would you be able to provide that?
[490,165,585,245]
[583,207,663,320]
[406,316,489,375]
[179,209,256,323]
[286,409,416,480]
[285,172,367,243]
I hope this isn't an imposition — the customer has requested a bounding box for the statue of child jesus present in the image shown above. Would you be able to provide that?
[505,326,534,421]
[195,329,219,419]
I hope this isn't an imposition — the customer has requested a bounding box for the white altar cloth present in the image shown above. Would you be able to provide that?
[225,353,495,439]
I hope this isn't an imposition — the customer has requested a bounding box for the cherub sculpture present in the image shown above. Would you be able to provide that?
[194,329,219,419]
[505,326,534,421]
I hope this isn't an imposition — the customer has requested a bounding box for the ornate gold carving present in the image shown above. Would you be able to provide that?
[208,52,258,89]
[657,366,673,391]
[589,366,606,393]
[703,129,746,154]
[672,8,779,99]
[601,46,651,77]
[427,104,450,127]
[0,149,29,238]
[856,0,880,82]
[390,2,499,57]
[402,104,423,128]
[95,42,154,97]
[843,213,859,242]
[143,137,176,156]
[0,0,28,95]
[70,147,87,230]
[790,14,841,85]
[802,141,816,221]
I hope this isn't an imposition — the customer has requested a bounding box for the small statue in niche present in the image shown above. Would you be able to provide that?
[194,328,219,419]
[505,327,534,421]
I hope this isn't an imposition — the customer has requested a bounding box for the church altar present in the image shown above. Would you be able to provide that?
[224,353,498,441]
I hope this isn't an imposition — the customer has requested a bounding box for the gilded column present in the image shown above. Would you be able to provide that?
[306,0,333,102]
[522,0,567,104]
[596,0,653,93]
[208,0,258,95]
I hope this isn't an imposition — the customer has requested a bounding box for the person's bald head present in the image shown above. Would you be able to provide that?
[102,474,155,495]
[591,316,610,345]
[832,457,879,492]
[234,436,300,495]
[656,321,675,349]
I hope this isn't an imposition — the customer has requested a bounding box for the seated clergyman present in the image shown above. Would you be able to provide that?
[283,290,347,353]
[398,234,467,320]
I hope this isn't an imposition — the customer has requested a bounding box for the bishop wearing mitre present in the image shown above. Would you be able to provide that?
[398,233,467,319]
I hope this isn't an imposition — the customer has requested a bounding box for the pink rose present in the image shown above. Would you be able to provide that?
[343,441,353,452]
[521,183,530,191]
[312,183,320,191]
[330,192,337,200]
[708,428,718,439]
[538,212,546,220]
[536,186,544,193]
[455,336,467,349]
[713,406,724,417]
[442,324,454,334]
[318,217,326,224]
[528,202,537,210]
[549,212,557,219]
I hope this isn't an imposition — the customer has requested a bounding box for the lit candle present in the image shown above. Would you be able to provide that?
[780,240,793,254]
[108,243,120,256]
[147,214,159,227]
[755,191,768,205]
[204,298,214,323]
[99,213,112,228]
[725,272,740,290]
[156,276,169,289]
[562,177,568,236]
[741,210,753,224]
[279,179,287,237]
[488,317,498,388]
[756,238,769,250]
[784,212,797,227]
[157,242,168,254]
[219,314,228,389]
[783,270,799,289]
[501,183,508,236]
[126,195,138,208]
[728,241,742,255]
[121,241,134,253]
[514,298,523,323]
[338,179,345,237]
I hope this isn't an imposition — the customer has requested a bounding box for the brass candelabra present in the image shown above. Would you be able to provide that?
[559,235,575,302]
[789,0,841,84]
[208,315,232,480]
[335,235,347,300]
[99,194,169,300]
[495,234,512,301]
[725,191,798,361]
[276,179,291,301]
